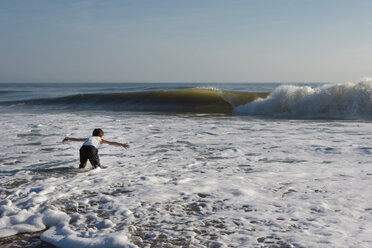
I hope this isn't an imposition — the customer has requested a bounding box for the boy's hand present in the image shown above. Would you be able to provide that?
[122,143,130,149]
[62,137,69,143]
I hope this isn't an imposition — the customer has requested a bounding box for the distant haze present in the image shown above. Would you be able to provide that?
[1,0,372,83]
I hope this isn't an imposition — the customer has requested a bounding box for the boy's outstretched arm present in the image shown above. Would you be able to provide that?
[102,139,130,149]
[62,137,86,143]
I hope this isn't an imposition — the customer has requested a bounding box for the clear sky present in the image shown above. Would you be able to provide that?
[1,0,372,83]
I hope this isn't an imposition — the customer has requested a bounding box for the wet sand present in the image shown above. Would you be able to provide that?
[0,231,56,248]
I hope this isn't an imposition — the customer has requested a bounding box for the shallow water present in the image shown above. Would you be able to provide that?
[0,231,56,248]
[1,111,371,247]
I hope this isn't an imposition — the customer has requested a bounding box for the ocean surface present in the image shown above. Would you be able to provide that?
[0,81,371,247]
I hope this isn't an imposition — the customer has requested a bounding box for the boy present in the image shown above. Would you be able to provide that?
[62,128,130,169]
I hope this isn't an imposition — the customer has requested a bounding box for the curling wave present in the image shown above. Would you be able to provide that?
[7,88,268,114]
[235,80,372,120]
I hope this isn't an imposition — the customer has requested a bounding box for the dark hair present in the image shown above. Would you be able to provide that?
[92,128,104,137]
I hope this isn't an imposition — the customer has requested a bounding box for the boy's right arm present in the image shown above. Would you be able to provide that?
[62,137,86,143]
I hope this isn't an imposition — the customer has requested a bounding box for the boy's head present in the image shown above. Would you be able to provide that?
[92,128,104,137]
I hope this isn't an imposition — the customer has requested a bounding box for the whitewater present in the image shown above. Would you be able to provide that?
[235,81,372,120]
[0,81,371,247]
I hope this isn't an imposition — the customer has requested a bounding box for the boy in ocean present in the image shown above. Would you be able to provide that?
[62,128,130,169]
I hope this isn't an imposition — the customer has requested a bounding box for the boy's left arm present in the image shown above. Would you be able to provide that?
[102,139,130,149]
[62,137,86,143]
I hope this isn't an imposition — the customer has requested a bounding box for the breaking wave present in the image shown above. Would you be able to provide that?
[5,88,268,114]
[235,80,372,120]
[4,81,372,120]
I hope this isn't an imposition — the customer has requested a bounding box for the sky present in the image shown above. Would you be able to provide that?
[1,0,372,83]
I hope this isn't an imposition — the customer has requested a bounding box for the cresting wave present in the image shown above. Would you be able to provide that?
[6,88,269,114]
[235,80,372,120]
[3,81,372,120]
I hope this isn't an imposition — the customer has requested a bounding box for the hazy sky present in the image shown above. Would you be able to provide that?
[1,0,372,83]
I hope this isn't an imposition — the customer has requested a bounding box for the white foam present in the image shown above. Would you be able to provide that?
[235,79,372,119]
[0,111,371,247]
[41,228,134,248]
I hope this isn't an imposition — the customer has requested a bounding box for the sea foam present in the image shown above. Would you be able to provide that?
[234,79,372,119]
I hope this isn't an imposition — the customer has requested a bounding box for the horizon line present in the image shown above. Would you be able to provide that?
[0,81,337,84]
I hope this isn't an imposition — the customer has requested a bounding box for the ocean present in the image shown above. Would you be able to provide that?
[0,81,371,247]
